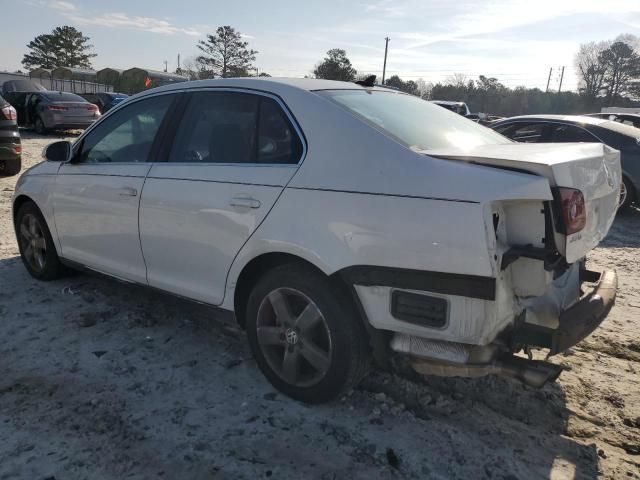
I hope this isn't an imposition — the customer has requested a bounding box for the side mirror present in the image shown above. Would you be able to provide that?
[42,141,71,162]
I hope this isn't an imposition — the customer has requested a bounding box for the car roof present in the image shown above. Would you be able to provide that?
[134,77,393,99]
[498,114,608,126]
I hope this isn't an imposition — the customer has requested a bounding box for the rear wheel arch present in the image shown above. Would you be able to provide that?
[233,252,329,328]
[232,251,389,367]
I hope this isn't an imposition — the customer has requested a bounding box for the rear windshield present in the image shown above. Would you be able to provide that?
[43,92,86,102]
[601,120,640,139]
[318,90,509,151]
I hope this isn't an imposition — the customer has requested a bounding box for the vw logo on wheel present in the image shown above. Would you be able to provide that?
[285,328,299,345]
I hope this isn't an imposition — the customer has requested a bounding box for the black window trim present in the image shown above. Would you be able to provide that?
[158,87,307,167]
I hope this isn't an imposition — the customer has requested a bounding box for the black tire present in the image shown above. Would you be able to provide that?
[34,116,47,135]
[246,264,370,403]
[0,157,21,177]
[618,176,635,211]
[15,202,63,280]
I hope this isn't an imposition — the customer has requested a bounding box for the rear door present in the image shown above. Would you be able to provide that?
[139,89,305,304]
[52,93,175,282]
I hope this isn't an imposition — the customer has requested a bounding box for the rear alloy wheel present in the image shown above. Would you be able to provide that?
[16,202,63,280]
[34,116,47,135]
[246,264,369,403]
[619,176,635,211]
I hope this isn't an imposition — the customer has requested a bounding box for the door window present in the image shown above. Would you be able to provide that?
[169,91,302,164]
[75,94,173,163]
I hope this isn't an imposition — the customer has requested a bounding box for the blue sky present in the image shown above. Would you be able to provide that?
[1,0,639,90]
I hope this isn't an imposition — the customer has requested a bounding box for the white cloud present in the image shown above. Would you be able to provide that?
[44,1,202,37]
[49,0,76,11]
[66,12,201,36]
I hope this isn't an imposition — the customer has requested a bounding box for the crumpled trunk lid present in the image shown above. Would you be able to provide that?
[423,142,621,263]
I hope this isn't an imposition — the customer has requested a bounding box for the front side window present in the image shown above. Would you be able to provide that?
[76,94,173,163]
[319,90,509,151]
[169,91,302,164]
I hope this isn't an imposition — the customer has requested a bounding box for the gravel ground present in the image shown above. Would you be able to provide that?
[1,131,639,480]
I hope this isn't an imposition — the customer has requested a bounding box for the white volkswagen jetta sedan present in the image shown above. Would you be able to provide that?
[13,78,620,403]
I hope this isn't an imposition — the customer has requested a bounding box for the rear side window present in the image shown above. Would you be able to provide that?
[496,123,545,143]
[169,91,303,164]
[547,124,598,143]
[77,94,173,163]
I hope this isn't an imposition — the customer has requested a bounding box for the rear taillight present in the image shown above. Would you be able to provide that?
[14,145,21,154]
[87,104,98,112]
[47,105,68,111]
[558,187,586,235]
[1,105,17,120]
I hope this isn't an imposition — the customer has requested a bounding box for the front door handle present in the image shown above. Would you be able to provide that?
[230,196,261,209]
[118,187,138,197]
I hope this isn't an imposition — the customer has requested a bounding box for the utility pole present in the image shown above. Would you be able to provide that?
[177,54,181,71]
[382,37,390,84]
[558,66,565,93]
[163,60,168,73]
[545,67,553,93]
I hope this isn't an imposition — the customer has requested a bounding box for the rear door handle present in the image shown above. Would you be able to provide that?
[118,187,138,197]
[230,197,261,208]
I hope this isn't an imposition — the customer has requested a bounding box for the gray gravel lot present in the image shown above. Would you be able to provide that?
[1,131,639,479]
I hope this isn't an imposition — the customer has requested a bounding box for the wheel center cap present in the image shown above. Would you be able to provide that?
[285,328,298,345]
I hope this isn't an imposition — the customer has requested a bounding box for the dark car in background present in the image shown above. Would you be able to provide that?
[1,79,47,125]
[0,94,21,176]
[81,92,128,114]
[21,91,100,134]
[492,115,640,210]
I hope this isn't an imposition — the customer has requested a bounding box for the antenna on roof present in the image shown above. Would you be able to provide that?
[355,75,376,87]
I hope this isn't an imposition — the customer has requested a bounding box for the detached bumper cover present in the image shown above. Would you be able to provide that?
[550,269,617,354]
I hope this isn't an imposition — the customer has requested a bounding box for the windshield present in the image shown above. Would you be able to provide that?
[43,92,86,102]
[318,90,509,151]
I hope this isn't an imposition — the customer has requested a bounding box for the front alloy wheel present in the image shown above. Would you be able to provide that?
[19,213,47,272]
[16,202,63,280]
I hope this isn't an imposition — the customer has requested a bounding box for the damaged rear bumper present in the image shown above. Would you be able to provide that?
[514,269,617,355]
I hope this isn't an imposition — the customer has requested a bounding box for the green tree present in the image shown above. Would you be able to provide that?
[196,26,257,78]
[384,75,419,95]
[313,49,357,81]
[600,41,640,104]
[22,26,96,70]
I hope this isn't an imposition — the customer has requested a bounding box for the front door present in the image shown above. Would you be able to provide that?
[53,93,175,283]
[139,90,305,304]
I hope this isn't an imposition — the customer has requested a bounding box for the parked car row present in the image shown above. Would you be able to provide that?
[12,78,620,402]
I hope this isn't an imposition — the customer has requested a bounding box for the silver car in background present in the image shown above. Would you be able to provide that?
[24,92,100,134]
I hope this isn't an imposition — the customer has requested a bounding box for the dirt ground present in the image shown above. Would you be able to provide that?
[1,131,639,480]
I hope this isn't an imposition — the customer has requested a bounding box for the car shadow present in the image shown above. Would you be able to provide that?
[600,206,640,248]
[0,255,601,479]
